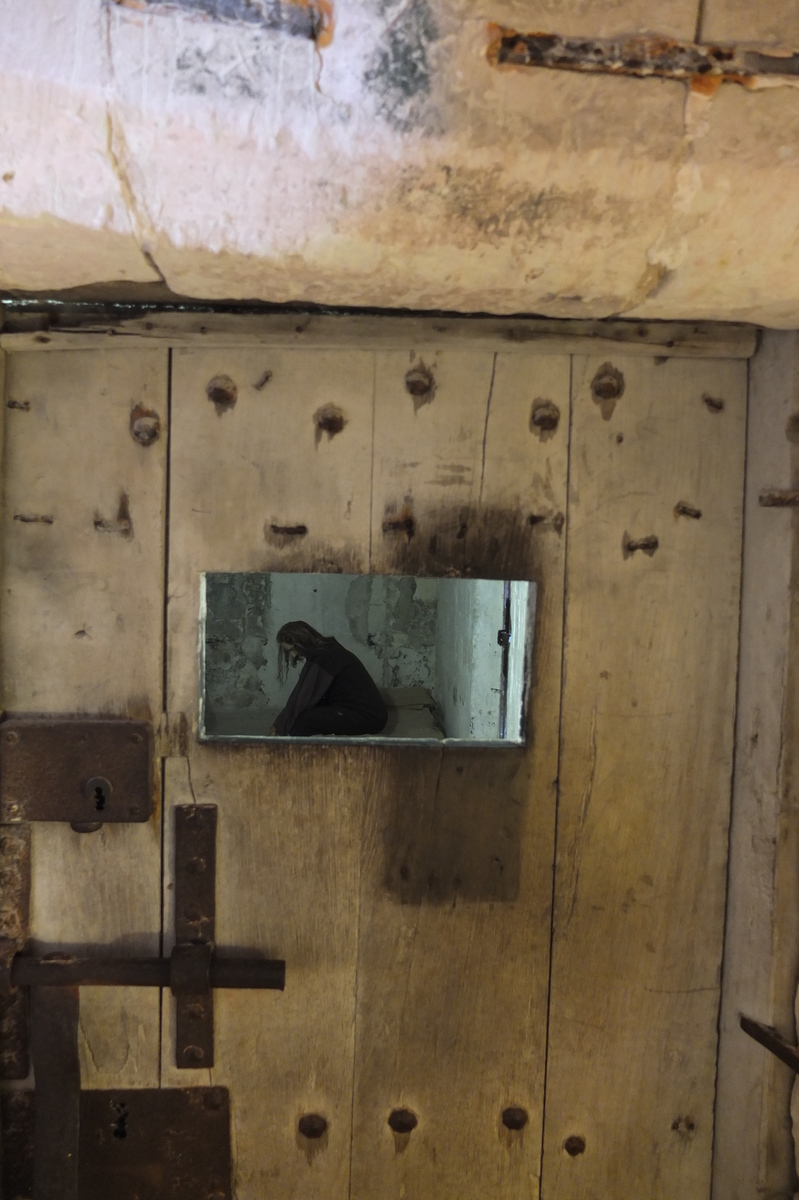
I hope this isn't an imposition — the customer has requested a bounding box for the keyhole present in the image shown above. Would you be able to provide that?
[84,776,112,812]
[111,1102,129,1140]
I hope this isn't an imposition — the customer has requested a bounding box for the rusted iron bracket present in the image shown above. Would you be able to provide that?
[0,802,283,1055]
[488,28,799,89]
[174,805,217,1067]
[30,986,81,1200]
[0,717,153,829]
[0,800,283,1196]
[740,1014,799,1072]
[0,718,152,1081]
[6,954,283,991]
[1,1085,232,1200]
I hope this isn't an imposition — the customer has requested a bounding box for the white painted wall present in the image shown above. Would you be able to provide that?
[435,577,504,740]
[435,577,473,739]
[506,581,533,742]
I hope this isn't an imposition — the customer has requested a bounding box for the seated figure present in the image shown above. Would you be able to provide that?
[272,621,389,737]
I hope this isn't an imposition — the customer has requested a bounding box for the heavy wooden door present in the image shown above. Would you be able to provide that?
[0,348,168,1088]
[163,343,570,1199]
[0,320,749,1200]
[541,356,747,1198]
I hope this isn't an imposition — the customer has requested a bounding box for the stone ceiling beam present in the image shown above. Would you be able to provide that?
[0,0,798,325]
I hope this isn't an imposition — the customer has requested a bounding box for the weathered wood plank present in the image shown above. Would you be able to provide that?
[542,355,746,1199]
[713,331,797,1200]
[0,314,758,359]
[167,346,374,717]
[371,350,569,577]
[0,348,168,1087]
[164,347,375,1197]
[370,349,497,574]
[350,353,570,1198]
[161,748,365,1197]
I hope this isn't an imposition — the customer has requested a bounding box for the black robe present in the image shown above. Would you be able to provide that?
[274,639,388,736]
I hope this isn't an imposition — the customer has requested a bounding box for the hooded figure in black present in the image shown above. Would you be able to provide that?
[272,621,388,737]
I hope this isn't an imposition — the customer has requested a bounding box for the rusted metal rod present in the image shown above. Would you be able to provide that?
[488,27,799,87]
[10,954,285,991]
[740,1014,799,1072]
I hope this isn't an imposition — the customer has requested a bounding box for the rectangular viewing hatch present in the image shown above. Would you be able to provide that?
[201,573,535,746]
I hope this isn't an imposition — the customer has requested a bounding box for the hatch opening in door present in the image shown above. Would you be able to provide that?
[199,572,535,746]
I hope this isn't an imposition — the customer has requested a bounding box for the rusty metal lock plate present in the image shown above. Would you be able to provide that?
[0,718,153,824]
[1,1086,231,1200]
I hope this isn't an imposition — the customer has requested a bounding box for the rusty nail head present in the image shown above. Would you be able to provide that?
[591,365,625,402]
[4,731,19,744]
[184,1045,205,1063]
[388,1108,417,1134]
[299,1113,328,1139]
[405,364,435,400]
[130,408,161,446]
[186,856,207,874]
[530,399,560,432]
[502,1106,528,1131]
[206,375,238,414]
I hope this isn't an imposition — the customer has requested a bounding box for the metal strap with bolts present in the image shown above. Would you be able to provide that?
[0,804,285,1200]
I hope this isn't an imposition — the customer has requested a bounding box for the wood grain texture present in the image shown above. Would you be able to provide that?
[0,315,758,359]
[771,335,799,1193]
[372,351,569,578]
[350,353,570,1198]
[542,355,746,1199]
[168,346,375,715]
[0,348,168,1087]
[371,349,497,575]
[165,348,376,1197]
[160,743,366,1198]
[713,332,797,1200]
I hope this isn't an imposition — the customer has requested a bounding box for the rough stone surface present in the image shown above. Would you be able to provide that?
[1,0,799,323]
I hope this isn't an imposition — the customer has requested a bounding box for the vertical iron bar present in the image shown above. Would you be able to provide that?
[174,805,217,1068]
[499,581,512,739]
[30,985,80,1200]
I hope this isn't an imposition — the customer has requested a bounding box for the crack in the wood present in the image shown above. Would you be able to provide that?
[564,701,597,930]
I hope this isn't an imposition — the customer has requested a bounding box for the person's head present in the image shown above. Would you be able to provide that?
[276,621,332,681]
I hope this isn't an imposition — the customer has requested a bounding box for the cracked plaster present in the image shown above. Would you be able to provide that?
[1,0,799,323]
